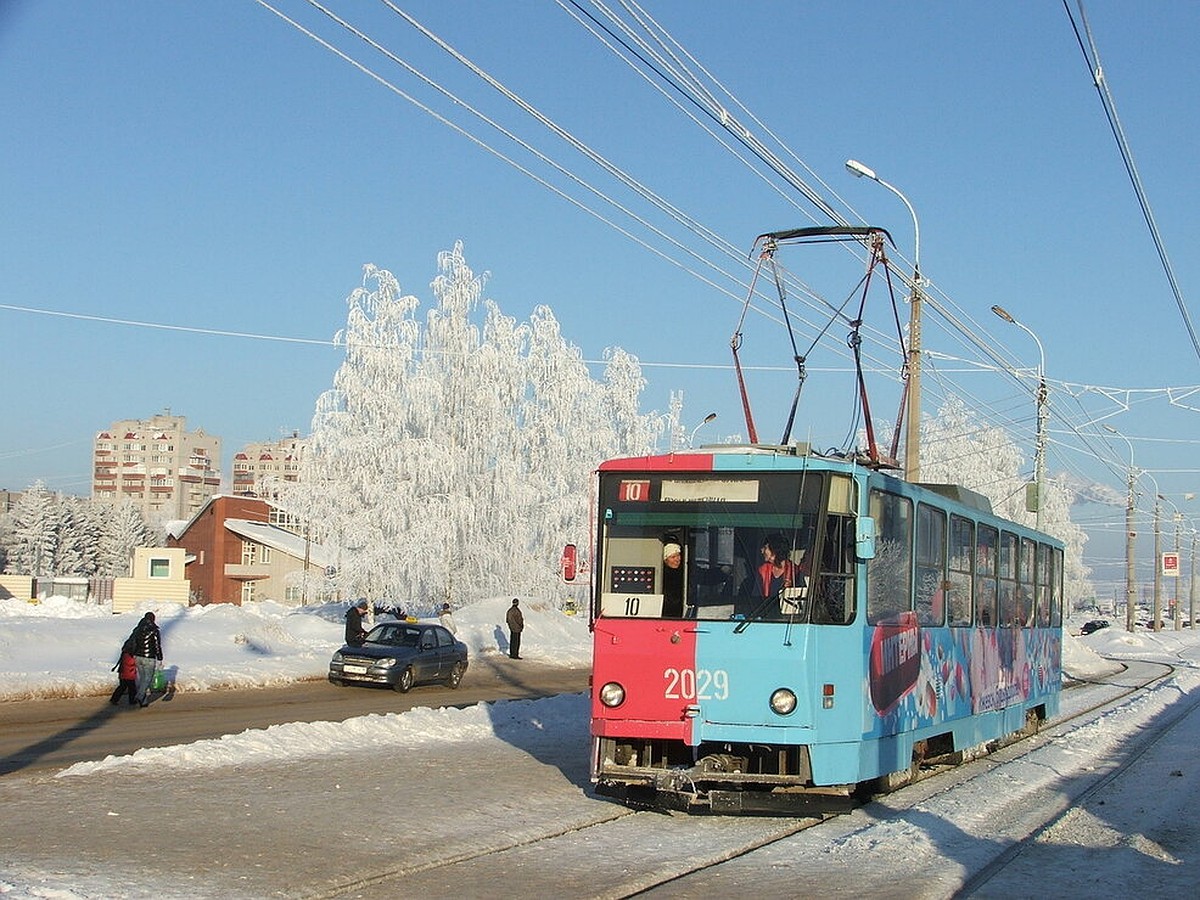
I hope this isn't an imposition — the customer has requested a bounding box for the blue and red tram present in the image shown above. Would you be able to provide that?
[588,444,1063,814]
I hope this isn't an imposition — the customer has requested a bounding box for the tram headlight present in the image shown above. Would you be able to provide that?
[599,681,626,708]
[770,688,797,716]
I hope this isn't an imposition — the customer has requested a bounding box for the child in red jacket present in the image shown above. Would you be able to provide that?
[109,638,138,707]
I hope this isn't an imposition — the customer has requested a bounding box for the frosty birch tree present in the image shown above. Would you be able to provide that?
[919,395,1091,606]
[281,243,663,606]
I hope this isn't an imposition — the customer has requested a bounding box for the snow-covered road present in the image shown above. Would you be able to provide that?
[3,656,1198,899]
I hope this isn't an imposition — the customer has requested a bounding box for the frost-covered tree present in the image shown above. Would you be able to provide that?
[95,501,156,577]
[280,243,664,606]
[52,494,98,577]
[7,481,57,577]
[919,395,1091,606]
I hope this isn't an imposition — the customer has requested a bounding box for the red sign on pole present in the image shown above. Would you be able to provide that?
[1161,552,1180,577]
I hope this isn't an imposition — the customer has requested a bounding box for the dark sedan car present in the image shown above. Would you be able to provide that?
[329,622,468,692]
[1079,619,1110,635]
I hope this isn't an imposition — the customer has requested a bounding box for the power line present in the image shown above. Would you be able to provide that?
[1064,0,1200,366]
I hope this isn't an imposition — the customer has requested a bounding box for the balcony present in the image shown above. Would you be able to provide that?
[225,563,270,579]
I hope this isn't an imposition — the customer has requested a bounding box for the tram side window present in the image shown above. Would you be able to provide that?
[976,524,998,626]
[915,504,946,626]
[867,489,912,624]
[1051,546,1064,627]
[1019,537,1036,627]
[812,514,856,625]
[1035,543,1052,627]
[998,531,1019,626]
[947,515,974,626]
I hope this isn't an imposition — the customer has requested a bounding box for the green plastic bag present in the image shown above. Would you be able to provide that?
[151,669,167,692]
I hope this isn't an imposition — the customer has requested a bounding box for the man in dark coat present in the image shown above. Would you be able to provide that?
[129,612,163,707]
[345,599,369,647]
[506,598,524,659]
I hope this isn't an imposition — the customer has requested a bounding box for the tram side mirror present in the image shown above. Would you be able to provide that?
[561,543,578,583]
[856,516,877,560]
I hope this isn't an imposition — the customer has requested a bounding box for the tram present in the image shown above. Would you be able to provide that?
[586,227,1063,814]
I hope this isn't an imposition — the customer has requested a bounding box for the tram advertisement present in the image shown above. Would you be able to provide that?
[866,620,1060,733]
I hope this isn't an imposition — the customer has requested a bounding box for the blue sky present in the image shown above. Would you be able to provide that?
[2,2,1197,591]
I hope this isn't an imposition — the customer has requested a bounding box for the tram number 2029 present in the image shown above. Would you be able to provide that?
[664,667,729,701]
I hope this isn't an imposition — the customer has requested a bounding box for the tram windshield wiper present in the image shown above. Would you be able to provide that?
[732,581,808,634]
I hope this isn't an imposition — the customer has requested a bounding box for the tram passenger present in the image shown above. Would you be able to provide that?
[661,542,685,618]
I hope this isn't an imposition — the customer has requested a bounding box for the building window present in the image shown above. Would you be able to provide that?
[241,580,256,603]
[241,541,258,566]
[149,557,171,578]
[261,546,272,564]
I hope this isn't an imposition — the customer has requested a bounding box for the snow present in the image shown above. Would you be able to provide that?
[1,602,1199,898]
[0,594,590,701]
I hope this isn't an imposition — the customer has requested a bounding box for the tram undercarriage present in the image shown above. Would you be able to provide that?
[593,736,857,815]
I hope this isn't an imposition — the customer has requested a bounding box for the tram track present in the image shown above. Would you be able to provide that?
[308,658,1181,899]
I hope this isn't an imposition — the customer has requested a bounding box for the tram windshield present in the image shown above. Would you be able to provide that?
[595,469,857,624]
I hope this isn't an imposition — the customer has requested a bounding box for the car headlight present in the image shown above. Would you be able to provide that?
[599,681,625,708]
[331,652,343,663]
[376,657,397,668]
[770,688,797,716]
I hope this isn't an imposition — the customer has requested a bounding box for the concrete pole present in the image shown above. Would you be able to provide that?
[1190,531,1197,630]
[1153,498,1162,631]
[1125,470,1137,632]
[1174,514,1182,630]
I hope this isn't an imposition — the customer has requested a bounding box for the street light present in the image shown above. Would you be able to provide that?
[1103,424,1138,632]
[991,305,1048,531]
[1141,471,1163,632]
[689,412,717,448]
[845,159,923,482]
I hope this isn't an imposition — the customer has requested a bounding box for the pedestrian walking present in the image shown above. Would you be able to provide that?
[439,602,457,635]
[506,598,524,659]
[109,637,138,707]
[129,612,163,707]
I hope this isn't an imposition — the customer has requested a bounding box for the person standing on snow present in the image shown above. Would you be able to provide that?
[345,599,369,647]
[109,637,139,707]
[438,602,457,635]
[506,598,524,659]
[129,612,163,707]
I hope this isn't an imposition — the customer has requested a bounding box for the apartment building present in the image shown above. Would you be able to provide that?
[92,413,222,522]
[231,432,307,499]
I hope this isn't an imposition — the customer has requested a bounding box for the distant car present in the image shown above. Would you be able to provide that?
[329,622,468,692]
[1079,619,1110,635]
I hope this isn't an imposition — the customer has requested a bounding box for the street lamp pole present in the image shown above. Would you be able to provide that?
[845,159,922,482]
[689,412,717,448]
[991,305,1048,530]
[1191,528,1197,631]
[1103,424,1138,632]
[1144,473,1162,632]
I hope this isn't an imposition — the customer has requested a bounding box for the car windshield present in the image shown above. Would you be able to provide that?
[364,626,421,647]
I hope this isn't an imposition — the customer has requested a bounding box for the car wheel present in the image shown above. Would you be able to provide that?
[394,667,415,693]
[446,662,465,689]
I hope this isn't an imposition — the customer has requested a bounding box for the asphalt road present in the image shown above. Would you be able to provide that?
[0,655,590,778]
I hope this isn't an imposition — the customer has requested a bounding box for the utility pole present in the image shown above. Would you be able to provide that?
[1153,497,1162,631]
[1173,512,1182,630]
[1124,470,1136,632]
[1190,531,1197,630]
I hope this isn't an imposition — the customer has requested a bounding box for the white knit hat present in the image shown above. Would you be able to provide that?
[663,543,682,560]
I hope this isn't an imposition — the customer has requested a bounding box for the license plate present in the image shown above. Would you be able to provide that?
[343,664,367,674]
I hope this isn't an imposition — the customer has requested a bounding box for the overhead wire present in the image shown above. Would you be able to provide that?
[1064,0,1200,366]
